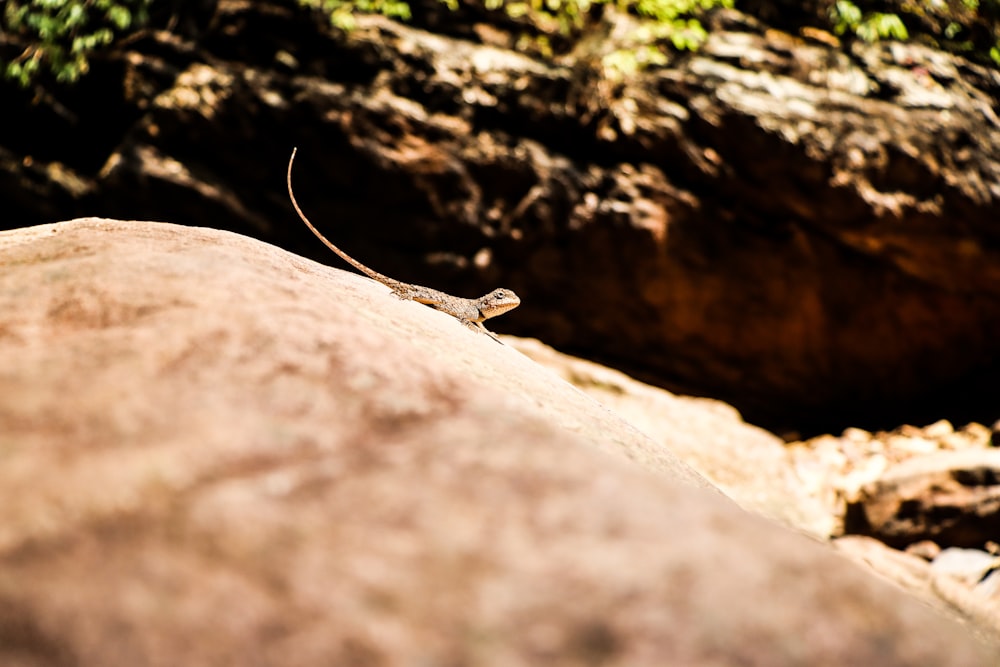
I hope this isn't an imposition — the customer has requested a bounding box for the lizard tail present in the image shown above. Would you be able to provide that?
[286,147,391,284]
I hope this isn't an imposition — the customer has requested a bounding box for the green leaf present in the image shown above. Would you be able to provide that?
[831,0,862,35]
[856,12,907,42]
[1,0,152,86]
[106,5,132,30]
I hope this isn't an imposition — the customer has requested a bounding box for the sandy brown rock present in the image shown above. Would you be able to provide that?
[788,420,997,535]
[509,338,834,537]
[843,449,1000,549]
[0,218,994,665]
[836,536,1000,645]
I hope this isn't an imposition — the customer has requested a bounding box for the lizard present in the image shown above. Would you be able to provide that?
[287,147,521,342]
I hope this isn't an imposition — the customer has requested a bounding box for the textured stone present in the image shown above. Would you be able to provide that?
[843,449,1000,549]
[509,338,834,536]
[0,218,994,665]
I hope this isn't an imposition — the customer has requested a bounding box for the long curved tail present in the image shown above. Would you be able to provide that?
[286,147,391,284]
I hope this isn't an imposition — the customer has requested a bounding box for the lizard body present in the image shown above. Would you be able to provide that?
[287,148,520,341]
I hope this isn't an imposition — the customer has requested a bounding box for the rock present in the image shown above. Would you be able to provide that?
[977,570,1000,601]
[0,218,994,665]
[787,421,996,533]
[508,338,833,537]
[931,548,1000,586]
[923,419,956,439]
[842,449,1000,549]
[905,540,943,561]
[3,2,1000,432]
[835,535,1000,643]
[884,434,940,456]
[941,423,993,450]
[842,427,874,444]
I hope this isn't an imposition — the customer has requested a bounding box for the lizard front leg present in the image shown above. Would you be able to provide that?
[454,318,502,343]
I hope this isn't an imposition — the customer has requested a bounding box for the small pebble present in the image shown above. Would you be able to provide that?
[905,540,941,561]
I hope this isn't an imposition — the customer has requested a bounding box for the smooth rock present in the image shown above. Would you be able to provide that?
[0,219,994,665]
[931,548,1000,586]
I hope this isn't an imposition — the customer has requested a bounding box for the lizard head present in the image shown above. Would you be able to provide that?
[477,288,521,320]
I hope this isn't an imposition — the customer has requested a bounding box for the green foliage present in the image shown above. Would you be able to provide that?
[601,43,667,78]
[299,0,734,49]
[634,0,725,23]
[631,0,729,50]
[830,0,909,41]
[826,0,999,67]
[2,0,151,86]
[306,0,733,56]
[299,0,412,32]
[500,0,594,35]
[856,12,908,41]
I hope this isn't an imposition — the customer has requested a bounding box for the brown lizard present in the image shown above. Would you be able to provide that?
[287,147,521,342]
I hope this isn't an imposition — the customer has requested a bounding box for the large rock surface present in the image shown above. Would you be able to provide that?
[0,218,994,665]
[509,337,835,537]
